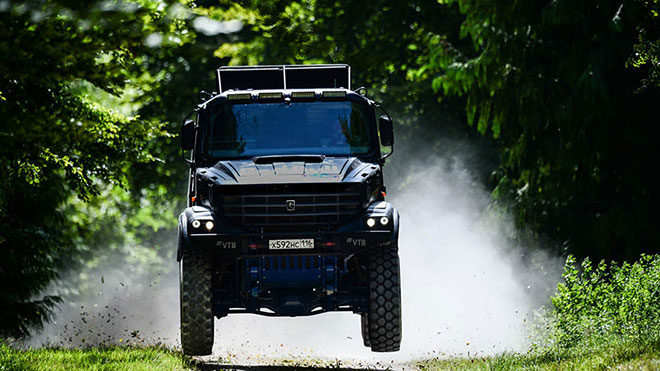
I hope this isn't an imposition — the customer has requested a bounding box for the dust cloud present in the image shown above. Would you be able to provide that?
[25,127,562,366]
[23,261,180,349]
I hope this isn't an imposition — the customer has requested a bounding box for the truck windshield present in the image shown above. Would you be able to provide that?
[201,101,373,159]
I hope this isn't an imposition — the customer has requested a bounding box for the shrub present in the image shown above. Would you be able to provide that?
[551,254,660,348]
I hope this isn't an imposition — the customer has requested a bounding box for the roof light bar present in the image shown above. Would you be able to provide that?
[258,92,283,100]
[217,64,350,92]
[227,93,252,100]
[322,91,346,98]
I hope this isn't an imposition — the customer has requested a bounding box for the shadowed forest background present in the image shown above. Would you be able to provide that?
[0,0,659,356]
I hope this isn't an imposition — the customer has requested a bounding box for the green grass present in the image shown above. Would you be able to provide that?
[417,338,660,370]
[0,344,196,371]
[1,342,659,371]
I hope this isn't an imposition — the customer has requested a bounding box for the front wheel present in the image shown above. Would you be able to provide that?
[180,245,214,356]
[366,245,402,352]
[360,314,371,347]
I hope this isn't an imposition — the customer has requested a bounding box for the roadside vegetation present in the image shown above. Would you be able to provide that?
[420,254,660,370]
[2,255,657,370]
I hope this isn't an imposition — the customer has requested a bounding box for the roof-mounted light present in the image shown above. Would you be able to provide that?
[258,92,283,100]
[322,91,346,98]
[227,93,252,101]
[291,91,316,99]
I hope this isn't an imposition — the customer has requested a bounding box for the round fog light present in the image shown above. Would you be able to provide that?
[366,218,376,228]
[204,221,214,231]
[191,220,201,228]
[380,217,389,225]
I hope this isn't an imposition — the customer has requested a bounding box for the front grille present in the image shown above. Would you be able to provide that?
[217,183,363,231]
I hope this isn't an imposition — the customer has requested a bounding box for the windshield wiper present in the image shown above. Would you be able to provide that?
[251,154,326,164]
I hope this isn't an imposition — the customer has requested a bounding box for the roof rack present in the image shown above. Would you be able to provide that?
[216,64,351,93]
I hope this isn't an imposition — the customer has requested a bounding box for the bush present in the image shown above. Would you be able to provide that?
[0,175,68,338]
[551,254,660,348]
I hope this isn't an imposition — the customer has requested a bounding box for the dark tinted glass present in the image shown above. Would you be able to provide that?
[202,101,372,158]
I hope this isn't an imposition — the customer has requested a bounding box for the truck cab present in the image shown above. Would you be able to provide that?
[177,64,401,355]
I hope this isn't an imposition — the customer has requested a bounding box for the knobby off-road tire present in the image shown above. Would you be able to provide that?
[180,246,214,356]
[367,245,402,352]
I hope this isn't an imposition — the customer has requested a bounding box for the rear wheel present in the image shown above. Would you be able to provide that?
[366,245,402,352]
[180,245,214,356]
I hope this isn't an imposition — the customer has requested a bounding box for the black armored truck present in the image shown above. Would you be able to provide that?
[177,64,401,355]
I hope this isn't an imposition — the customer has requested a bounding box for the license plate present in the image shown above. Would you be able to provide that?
[268,239,315,250]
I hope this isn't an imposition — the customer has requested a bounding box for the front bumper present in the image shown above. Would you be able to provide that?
[177,202,399,260]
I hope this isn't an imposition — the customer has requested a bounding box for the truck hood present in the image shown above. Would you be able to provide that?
[195,157,380,185]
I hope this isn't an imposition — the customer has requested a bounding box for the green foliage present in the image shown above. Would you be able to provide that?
[551,254,660,348]
[0,2,177,198]
[0,0,190,338]
[426,0,660,259]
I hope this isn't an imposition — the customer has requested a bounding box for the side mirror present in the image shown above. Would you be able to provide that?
[378,115,394,147]
[181,119,195,151]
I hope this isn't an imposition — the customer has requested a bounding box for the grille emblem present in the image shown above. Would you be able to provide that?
[286,200,296,212]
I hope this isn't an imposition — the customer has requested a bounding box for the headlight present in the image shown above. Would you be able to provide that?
[380,217,389,225]
[191,220,201,228]
[366,218,376,228]
[205,221,215,231]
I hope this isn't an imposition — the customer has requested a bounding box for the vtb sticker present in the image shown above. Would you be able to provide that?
[217,241,237,249]
[346,238,366,247]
